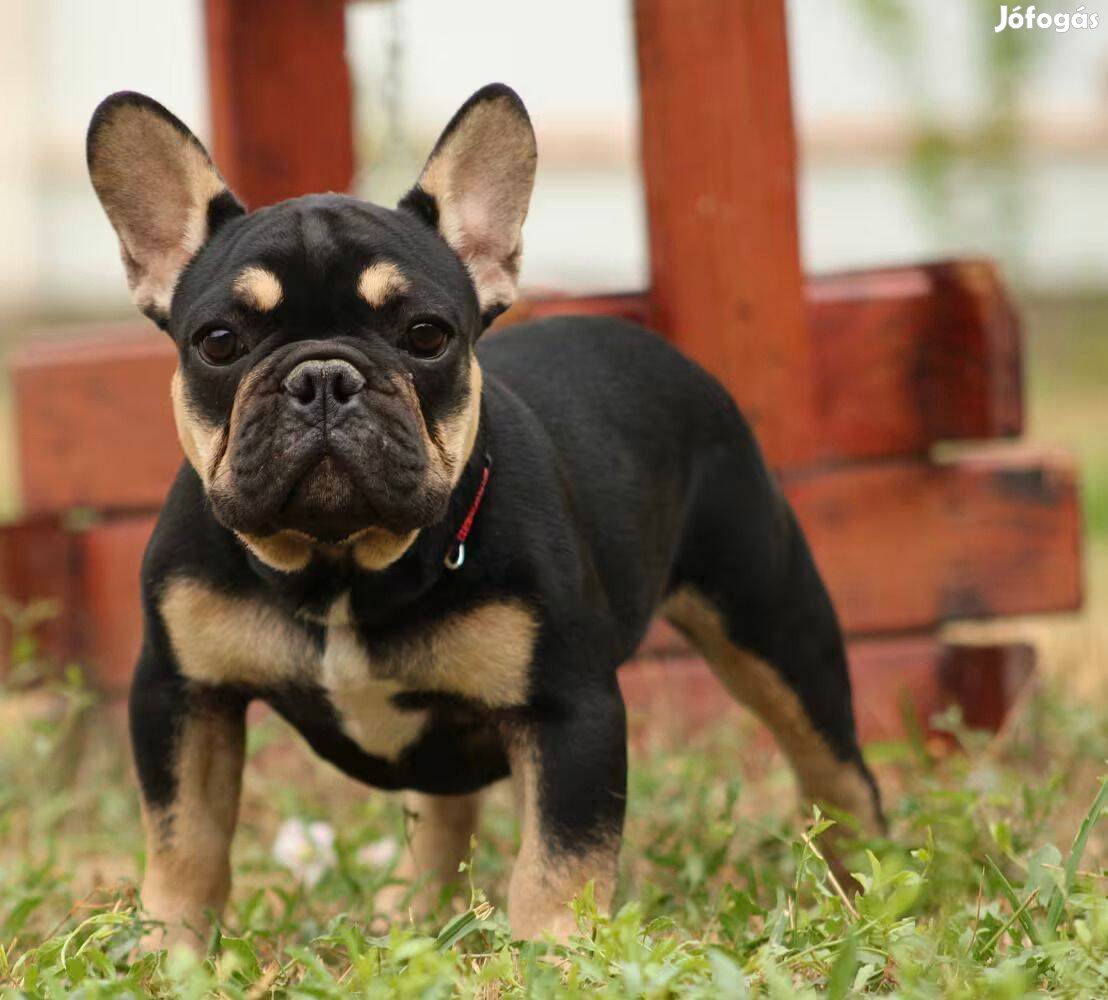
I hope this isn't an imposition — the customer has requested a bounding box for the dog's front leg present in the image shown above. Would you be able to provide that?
[506,686,627,941]
[130,651,246,952]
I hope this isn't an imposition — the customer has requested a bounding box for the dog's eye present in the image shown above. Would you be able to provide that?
[403,322,450,360]
[198,328,240,366]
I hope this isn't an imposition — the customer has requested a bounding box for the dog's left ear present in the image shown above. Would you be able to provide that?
[87,92,245,328]
[400,84,537,326]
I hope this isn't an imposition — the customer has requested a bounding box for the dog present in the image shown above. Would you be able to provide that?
[86,83,882,949]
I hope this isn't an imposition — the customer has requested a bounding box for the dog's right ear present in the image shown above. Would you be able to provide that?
[87,92,244,328]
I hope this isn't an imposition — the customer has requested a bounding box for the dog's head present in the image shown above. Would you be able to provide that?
[87,85,536,572]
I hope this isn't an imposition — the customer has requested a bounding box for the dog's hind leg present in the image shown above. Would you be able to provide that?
[376,791,483,922]
[668,473,884,838]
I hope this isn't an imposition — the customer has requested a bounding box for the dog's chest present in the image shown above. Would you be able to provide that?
[159,578,537,761]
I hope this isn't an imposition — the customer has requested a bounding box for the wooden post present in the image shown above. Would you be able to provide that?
[634,0,817,466]
[205,0,354,208]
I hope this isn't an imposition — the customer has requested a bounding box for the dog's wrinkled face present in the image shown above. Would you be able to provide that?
[87,86,536,571]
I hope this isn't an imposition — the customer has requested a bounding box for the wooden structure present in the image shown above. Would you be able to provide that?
[0,0,1081,743]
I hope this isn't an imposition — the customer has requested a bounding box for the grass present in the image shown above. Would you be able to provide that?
[0,658,1105,998]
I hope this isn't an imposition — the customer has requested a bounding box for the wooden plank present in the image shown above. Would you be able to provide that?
[0,506,1038,734]
[620,636,1036,745]
[205,0,353,208]
[11,326,177,513]
[634,0,818,466]
[0,516,81,674]
[807,259,1023,458]
[77,516,157,694]
[786,450,1082,634]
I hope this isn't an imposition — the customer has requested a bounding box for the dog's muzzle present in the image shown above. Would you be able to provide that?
[209,342,443,543]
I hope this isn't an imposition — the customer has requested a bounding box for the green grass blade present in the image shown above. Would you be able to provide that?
[984,855,1040,947]
[1046,774,1108,934]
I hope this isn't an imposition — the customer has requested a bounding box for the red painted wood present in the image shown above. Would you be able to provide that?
[807,259,1023,458]
[786,450,1082,633]
[634,0,818,466]
[0,446,1075,693]
[0,516,81,674]
[205,0,354,208]
[78,516,157,694]
[11,326,177,514]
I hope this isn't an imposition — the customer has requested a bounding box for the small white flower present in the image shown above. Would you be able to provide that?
[272,818,336,888]
[357,836,399,869]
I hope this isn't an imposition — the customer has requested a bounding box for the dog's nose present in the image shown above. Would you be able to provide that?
[282,359,366,413]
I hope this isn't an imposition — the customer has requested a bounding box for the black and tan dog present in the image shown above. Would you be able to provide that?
[87,84,882,948]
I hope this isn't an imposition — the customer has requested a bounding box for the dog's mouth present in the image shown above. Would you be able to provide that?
[273,454,379,543]
[210,425,450,545]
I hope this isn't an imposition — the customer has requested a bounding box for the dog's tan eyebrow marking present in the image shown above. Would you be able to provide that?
[232,266,283,312]
[357,261,410,308]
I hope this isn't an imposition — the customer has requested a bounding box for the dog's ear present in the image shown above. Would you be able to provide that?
[400,84,536,326]
[87,92,244,328]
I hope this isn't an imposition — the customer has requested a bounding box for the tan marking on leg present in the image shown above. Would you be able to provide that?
[664,587,881,835]
[159,577,316,687]
[170,369,226,486]
[506,737,618,941]
[377,791,482,921]
[232,265,283,311]
[357,261,410,308]
[139,704,244,951]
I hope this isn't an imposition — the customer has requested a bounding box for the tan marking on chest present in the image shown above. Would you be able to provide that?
[158,581,537,760]
[160,578,315,687]
[320,610,429,761]
[410,598,537,706]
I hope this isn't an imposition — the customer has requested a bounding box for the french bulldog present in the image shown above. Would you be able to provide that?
[86,83,882,949]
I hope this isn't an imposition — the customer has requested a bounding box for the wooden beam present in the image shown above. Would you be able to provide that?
[0,515,81,676]
[12,326,177,514]
[634,0,818,466]
[0,509,1040,732]
[511,259,1023,460]
[205,0,353,208]
[786,451,1082,633]
[808,259,1022,458]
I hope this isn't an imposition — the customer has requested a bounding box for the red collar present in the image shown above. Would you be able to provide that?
[444,454,491,570]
